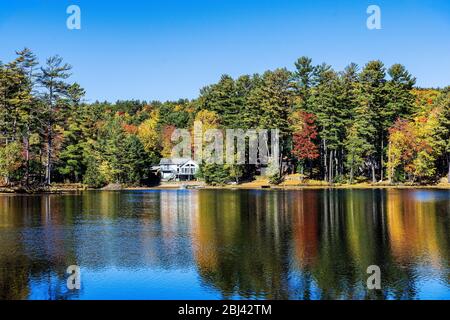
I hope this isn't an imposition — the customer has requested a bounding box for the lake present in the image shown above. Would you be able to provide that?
[0,189,449,300]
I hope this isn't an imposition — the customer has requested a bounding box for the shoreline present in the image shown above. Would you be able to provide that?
[137,184,450,191]
[2,181,450,194]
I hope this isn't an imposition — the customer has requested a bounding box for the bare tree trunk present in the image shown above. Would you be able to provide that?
[299,160,304,182]
[380,137,384,182]
[387,140,392,184]
[371,160,376,184]
[329,150,333,183]
[45,123,52,185]
[308,159,313,178]
[45,86,54,186]
[4,138,10,186]
[349,155,354,184]
[278,146,283,177]
[24,126,30,185]
[335,151,338,180]
[323,139,328,182]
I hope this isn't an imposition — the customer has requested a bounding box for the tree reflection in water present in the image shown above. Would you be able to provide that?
[0,189,448,299]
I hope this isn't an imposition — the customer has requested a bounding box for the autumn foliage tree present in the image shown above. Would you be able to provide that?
[161,124,177,158]
[137,109,160,154]
[291,111,319,178]
[1,49,449,188]
[387,119,434,183]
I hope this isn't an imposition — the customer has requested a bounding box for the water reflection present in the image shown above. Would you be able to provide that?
[0,189,448,300]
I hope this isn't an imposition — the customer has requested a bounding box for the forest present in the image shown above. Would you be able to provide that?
[0,48,449,189]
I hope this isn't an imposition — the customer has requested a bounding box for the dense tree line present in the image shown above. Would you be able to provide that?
[0,49,449,188]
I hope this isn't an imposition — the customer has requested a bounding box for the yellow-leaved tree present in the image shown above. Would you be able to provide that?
[137,110,160,154]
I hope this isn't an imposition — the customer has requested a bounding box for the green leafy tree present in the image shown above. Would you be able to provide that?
[345,104,377,184]
[0,141,23,185]
[309,66,345,182]
[37,55,73,184]
[83,157,107,188]
[118,134,153,185]
[357,61,387,182]
[197,75,242,128]
[197,164,230,185]
[432,88,450,182]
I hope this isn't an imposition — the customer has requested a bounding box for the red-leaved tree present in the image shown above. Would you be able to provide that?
[291,111,319,177]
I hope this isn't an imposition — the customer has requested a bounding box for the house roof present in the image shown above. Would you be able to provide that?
[159,158,192,166]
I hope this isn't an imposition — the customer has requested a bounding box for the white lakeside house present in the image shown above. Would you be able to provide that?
[154,158,199,181]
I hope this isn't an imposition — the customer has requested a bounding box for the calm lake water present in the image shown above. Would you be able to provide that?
[0,189,449,300]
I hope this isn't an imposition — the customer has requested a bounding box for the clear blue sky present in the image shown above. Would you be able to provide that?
[1,0,449,102]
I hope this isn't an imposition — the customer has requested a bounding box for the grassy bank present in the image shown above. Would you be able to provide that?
[200,176,450,190]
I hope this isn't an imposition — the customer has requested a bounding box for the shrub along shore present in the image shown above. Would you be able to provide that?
[1,177,450,194]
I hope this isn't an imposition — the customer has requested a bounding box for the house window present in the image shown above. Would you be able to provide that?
[179,166,195,174]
